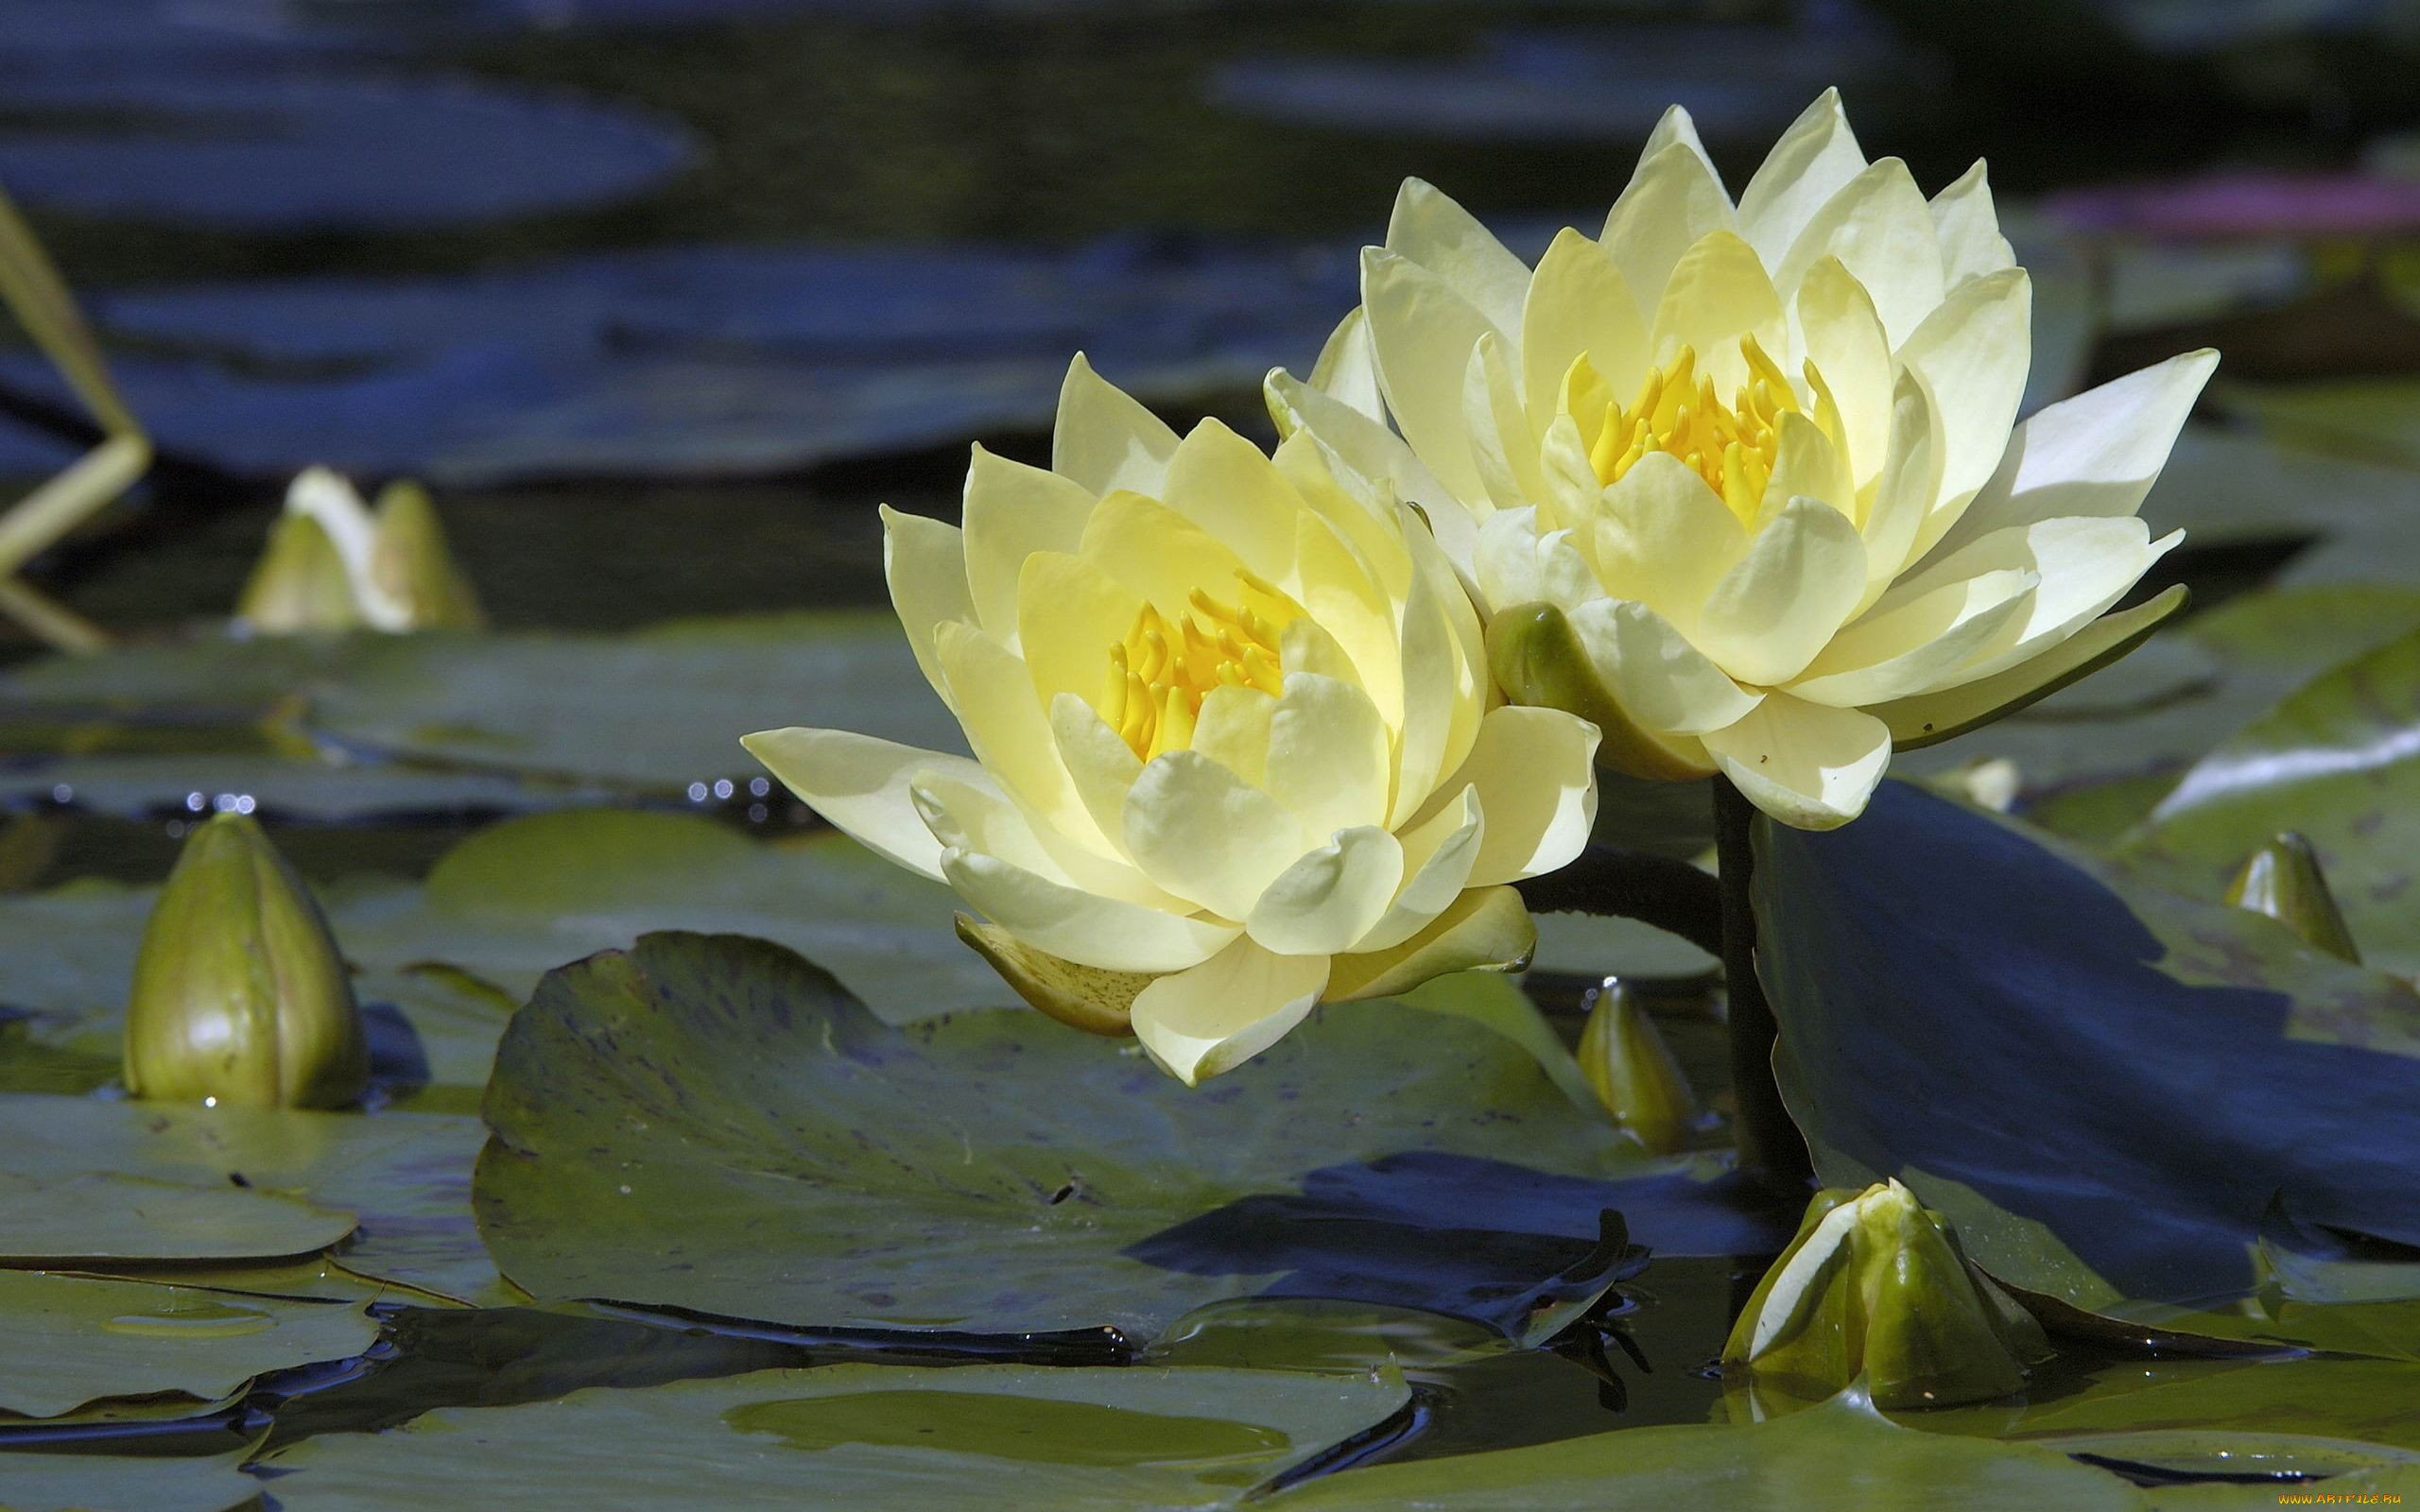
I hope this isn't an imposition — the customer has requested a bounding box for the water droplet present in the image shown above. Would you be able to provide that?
[49,783,71,803]
[749,778,770,798]
[185,792,207,813]
[686,782,709,802]
[712,779,734,800]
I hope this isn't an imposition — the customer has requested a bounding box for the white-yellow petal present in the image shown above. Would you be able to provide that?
[1017,550,1141,710]
[1591,450,1749,634]
[1053,353,1179,498]
[1307,306,1386,420]
[1700,694,1891,831]
[741,727,984,882]
[1130,936,1329,1086]
[1354,786,1482,954]
[879,503,974,711]
[1190,683,1277,790]
[1934,349,2219,558]
[1432,705,1600,885]
[935,619,1110,854]
[1602,143,1738,324]
[1761,410,1856,521]
[1245,824,1406,957]
[1463,333,1547,513]
[1931,160,2015,288]
[1737,88,1867,267]
[1854,368,1945,616]
[1899,267,2032,558]
[1650,230,1786,396]
[1775,157,1945,347]
[943,848,1237,974]
[1160,417,1305,583]
[1362,246,1496,507]
[1047,692,1145,851]
[961,444,1096,645]
[1693,496,1867,687]
[1385,177,1530,338]
[1787,567,2039,707]
[1123,748,1309,919]
[1795,259,1894,492]
[1265,671,1392,841]
[1567,597,1764,735]
[1522,228,1651,433]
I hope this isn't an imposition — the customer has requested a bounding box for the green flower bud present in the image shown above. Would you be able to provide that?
[1723,1180,2048,1410]
[369,481,485,632]
[1484,602,1712,783]
[2225,833,2360,964]
[124,814,369,1109]
[1575,977,1698,1153]
[234,512,366,635]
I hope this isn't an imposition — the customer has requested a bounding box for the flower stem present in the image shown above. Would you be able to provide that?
[1711,774,1812,1192]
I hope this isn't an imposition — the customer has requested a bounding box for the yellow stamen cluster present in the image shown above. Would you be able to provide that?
[1100,568,1291,761]
[1587,337,1841,524]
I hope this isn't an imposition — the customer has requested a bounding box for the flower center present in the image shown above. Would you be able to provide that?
[1098,568,1291,761]
[1586,337,1840,523]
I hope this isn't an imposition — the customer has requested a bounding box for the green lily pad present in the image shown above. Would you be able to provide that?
[0,1271,374,1419]
[0,1446,263,1512]
[475,932,1789,1343]
[0,612,962,816]
[0,1168,353,1268]
[369,809,986,1022]
[305,613,961,791]
[2124,625,2420,975]
[263,1362,1404,1510]
[1263,1389,2145,1511]
[0,1097,503,1307]
[0,812,994,1106]
[1948,1356,2420,1454]
[1754,782,2420,1342]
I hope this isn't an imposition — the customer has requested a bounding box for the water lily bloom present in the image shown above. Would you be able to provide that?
[1272,90,2214,829]
[124,813,369,1109]
[747,357,1600,1084]
[236,468,485,634]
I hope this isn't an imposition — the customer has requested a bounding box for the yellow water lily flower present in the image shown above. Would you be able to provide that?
[746,357,1601,1083]
[1271,90,2215,829]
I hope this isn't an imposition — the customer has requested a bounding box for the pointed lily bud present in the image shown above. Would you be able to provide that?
[234,512,366,634]
[123,814,368,1109]
[1724,1180,2048,1409]
[369,480,485,631]
[2225,833,2360,964]
[1484,602,1713,782]
[1575,977,1697,1153]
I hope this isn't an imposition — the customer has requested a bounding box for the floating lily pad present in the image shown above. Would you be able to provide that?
[263,1361,1406,1510]
[0,614,962,810]
[0,1445,263,1512]
[302,614,961,791]
[0,1271,373,1420]
[0,1167,352,1268]
[2125,626,2420,974]
[1754,782,2420,1338]
[0,1097,502,1307]
[475,932,1787,1343]
[1265,1389,2145,1511]
[1929,1356,2420,1456]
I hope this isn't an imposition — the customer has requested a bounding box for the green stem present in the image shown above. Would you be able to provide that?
[1712,775,1811,1192]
